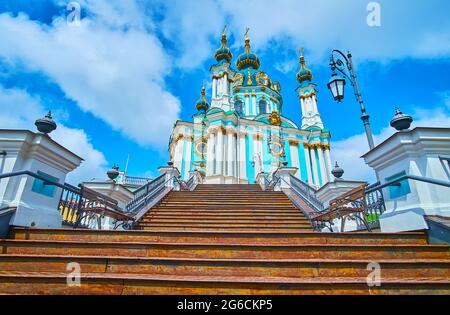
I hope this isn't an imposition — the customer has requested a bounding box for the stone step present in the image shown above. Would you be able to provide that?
[142,212,309,223]
[1,255,449,280]
[139,218,309,224]
[146,208,304,217]
[3,240,448,260]
[136,222,312,228]
[151,205,299,210]
[160,200,294,204]
[10,228,429,245]
[144,213,306,219]
[138,226,313,232]
[0,272,448,294]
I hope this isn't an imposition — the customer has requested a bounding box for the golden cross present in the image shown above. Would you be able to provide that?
[244,27,250,38]
[222,25,227,35]
[299,47,304,56]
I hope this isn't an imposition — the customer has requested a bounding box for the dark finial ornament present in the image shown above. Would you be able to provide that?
[107,164,120,180]
[390,107,413,131]
[35,111,57,135]
[331,161,344,179]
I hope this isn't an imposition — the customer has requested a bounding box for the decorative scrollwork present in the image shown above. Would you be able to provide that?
[255,71,270,86]
[232,73,244,87]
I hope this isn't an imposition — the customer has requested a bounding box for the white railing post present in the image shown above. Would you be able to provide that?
[158,164,181,189]
[273,167,299,190]
[256,172,269,190]
[188,170,203,190]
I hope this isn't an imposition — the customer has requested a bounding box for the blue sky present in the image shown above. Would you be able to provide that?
[0,0,449,184]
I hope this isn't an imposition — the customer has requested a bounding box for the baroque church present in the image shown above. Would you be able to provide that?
[169,31,332,187]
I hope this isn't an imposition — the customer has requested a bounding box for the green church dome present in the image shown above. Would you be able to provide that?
[214,32,232,63]
[236,36,260,71]
[195,84,210,112]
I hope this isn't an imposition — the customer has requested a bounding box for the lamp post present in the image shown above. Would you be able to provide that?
[327,49,375,150]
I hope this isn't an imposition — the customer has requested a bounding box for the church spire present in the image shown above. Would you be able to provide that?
[296,48,313,84]
[295,48,323,130]
[195,83,209,113]
[236,28,260,71]
[214,26,232,63]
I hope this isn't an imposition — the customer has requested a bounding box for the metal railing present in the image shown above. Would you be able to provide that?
[58,183,84,227]
[123,176,152,187]
[361,174,450,230]
[289,174,325,212]
[125,173,166,215]
[0,171,95,228]
[186,176,196,191]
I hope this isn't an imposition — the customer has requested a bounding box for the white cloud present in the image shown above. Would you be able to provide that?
[156,0,226,70]
[331,104,450,183]
[0,85,108,185]
[274,59,297,74]
[155,0,450,69]
[0,9,180,148]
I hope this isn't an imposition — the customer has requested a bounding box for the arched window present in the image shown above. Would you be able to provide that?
[235,100,243,116]
[259,99,267,115]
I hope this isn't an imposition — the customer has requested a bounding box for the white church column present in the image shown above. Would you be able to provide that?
[251,93,257,116]
[239,133,247,181]
[173,134,184,173]
[223,73,228,96]
[227,128,234,177]
[254,132,263,174]
[184,135,193,179]
[206,130,215,176]
[216,127,224,175]
[310,145,321,187]
[317,144,328,184]
[303,143,314,186]
[289,140,300,176]
[212,78,217,99]
[232,132,237,178]
[244,93,250,116]
[324,144,333,181]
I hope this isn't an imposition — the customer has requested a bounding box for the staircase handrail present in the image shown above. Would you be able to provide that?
[185,173,201,191]
[288,174,325,212]
[366,174,450,193]
[0,170,130,229]
[262,173,324,212]
[0,170,80,193]
[125,173,166,214]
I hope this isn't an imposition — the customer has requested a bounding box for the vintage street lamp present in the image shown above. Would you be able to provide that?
[328,49,375,150]
[327,72,346,102]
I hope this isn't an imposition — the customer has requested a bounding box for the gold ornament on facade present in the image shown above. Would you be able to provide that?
[175,134,184,143]
[253,133,262,141]
[232,73,244,87]
[269,110,282,126]
[299,91,316,100]
[288,140,299,146]
[247,68,253,85]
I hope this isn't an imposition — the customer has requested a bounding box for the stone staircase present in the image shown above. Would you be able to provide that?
[0,184,449,294]
[136,184,312,232]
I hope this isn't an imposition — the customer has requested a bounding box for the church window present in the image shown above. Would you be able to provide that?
[259,100,267,114]
[235,100,243,116]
